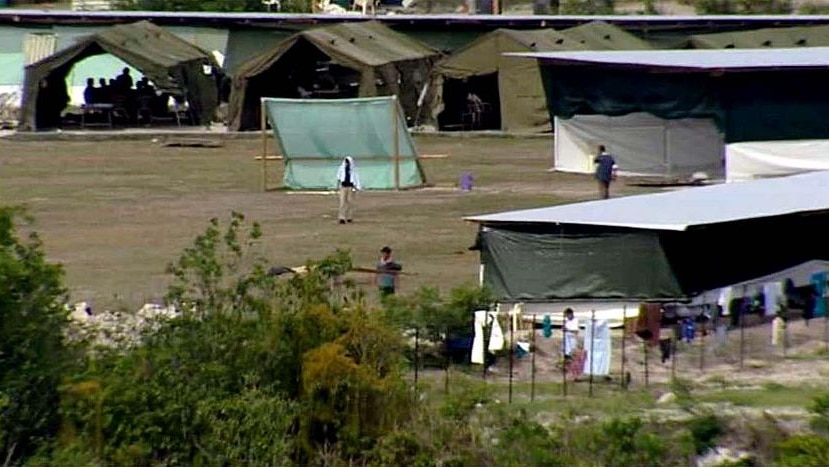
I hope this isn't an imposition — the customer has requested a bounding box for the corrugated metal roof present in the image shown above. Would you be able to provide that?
[22,33,56,65]
[466,170,829,231]
[508,47,829,72]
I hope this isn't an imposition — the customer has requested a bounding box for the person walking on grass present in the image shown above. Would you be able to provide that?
[375,246,401,297]
[336,156,361,224]
[594,144,618,200]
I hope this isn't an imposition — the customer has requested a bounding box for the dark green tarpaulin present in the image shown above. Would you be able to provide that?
[480,226,682,300]
[477,211,829,301]
[539,65,829,143]
[19,21,222,131]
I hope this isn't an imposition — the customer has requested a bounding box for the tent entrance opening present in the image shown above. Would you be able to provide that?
[245,38,362,129]
[439,73,500,131]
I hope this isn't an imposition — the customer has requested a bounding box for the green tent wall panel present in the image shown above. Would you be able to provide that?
[264,96,425,190]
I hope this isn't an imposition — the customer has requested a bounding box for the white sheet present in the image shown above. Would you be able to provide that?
[582,318,611,376]
[726,140,829,183]
[554,113,724,178]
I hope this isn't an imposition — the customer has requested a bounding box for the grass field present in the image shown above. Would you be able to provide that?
[0,134,651,309]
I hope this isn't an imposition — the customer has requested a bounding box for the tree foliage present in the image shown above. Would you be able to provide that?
[0,207,70,464]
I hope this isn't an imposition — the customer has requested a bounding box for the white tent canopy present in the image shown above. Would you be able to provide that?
[467,170,829,231]
[726,140,829,183]
[554,113,724,177]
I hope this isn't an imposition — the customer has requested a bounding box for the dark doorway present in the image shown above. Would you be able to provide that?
[243,38,363,130]
[438,73,501,131]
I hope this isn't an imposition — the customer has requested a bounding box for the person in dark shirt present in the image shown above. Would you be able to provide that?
[116,67,133,90]
[83,78,96,105]
[97,78,110,103]
[594,144,618,199]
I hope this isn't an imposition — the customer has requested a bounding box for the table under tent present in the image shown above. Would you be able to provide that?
[428,21,653,133]
[227,21,440,131]
[19,21,222,131]
[513,47,829,179]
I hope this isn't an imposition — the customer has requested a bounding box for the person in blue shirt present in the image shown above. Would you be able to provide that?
[594,144,618,199]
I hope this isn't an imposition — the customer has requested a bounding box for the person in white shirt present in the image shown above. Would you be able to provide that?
[335,156,361,224]
[563,308,579,359]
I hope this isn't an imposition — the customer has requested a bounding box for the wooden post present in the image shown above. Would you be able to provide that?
[260,99,267,192]
[392,96,401,191]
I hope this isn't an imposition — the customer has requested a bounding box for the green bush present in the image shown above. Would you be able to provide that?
[559,0,614,14]
[688,414,723,454]
[0,207,70,463]
[776,434,829,466]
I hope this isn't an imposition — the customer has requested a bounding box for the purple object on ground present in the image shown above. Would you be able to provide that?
[460,172,473,191]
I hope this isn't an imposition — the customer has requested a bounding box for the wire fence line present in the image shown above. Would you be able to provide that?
[407,307,829,401]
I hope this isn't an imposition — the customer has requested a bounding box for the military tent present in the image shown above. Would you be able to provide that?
[226,21,440,132]
[560,20,656,50]
[690,25,829,49]
[429,28,584,133]
[19,21,222,131]
[429,22,652,133]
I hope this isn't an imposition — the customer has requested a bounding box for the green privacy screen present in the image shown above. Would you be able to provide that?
[263,97,426,190]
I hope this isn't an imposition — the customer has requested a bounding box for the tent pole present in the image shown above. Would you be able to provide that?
[392,96,401,191]
[260,98,267,192]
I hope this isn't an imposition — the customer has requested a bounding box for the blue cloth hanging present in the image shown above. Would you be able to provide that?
[811,272,827,318]
[542,315,552,339]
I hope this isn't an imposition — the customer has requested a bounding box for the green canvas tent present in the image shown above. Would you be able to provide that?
[227,21,440,132]
[19,21,222,131]
[263,96,426,190]
[429,22,652,133]
[559,21,655,51]
[690,25,829,49]
[430,28,586,133]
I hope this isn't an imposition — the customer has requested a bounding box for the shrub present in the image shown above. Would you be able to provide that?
[688,414,723,454]
[775,434,829,466]
[0,207,70,463]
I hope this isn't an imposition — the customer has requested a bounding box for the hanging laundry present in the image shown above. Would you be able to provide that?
[718,287,733,316]
[488,312,505,352]
[635,303,661,345]
[582,319,612,376]
[682,319,696,343]
[763,282,784,317]
[509,303,523,333]
[811,272,827,318]
[471,310,487,364]
[542,315,552,339]
[771,316,786,347]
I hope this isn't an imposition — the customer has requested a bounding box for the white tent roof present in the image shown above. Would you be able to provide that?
[507,47,829,72]
[466,170,829,231]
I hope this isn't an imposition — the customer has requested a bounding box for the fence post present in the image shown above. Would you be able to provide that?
[589,310,595,398]
[620,305,627,390]
[531,314,537,402]
[700,314,706,372]
[671,328,677,383]
[444,327,450,394]
[562,310,567,397]
[414,328,419,387]
[740,288,746,370]
[644,342,650,388]
[508,313,514,404]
